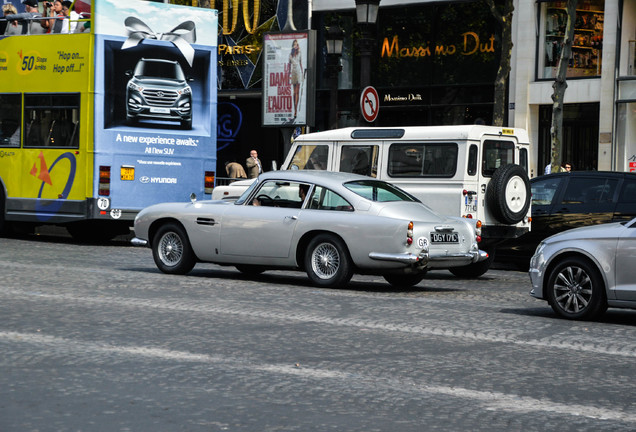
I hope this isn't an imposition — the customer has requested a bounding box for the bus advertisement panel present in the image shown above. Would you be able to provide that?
[0,0,218,239]
[94,0,217,219]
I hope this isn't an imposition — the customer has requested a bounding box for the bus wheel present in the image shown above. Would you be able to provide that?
[152,223,196,275]
[0,191,5,234]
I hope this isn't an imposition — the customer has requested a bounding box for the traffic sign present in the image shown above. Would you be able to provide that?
[360,86,379,123]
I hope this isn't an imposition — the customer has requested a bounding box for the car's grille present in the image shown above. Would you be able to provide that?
[142,89,179,106]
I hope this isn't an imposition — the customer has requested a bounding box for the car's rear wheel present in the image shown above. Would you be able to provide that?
[546,256,607,320]
[383,273,426,288]
[486,164,531,225]
[305,234,353,288]
[152,223,196,274]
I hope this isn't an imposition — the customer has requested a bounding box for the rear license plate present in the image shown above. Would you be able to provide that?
[430,232,459,243]
[120,166,135,181]
[150,107,171,114]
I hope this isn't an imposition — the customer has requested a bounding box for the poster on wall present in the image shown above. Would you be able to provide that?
[93,0,217,208]
[262,31,315,127]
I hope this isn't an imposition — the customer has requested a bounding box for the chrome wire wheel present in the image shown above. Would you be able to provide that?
[311,242,340,279]
[158,231,184,267]
[552,265,592,314]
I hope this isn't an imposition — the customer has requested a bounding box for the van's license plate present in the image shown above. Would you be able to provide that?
[121,166,135,181]
[430,232,459,243]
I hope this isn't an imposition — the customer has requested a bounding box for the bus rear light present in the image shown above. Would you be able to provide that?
[98,166,111,196]
[204,171,215,194]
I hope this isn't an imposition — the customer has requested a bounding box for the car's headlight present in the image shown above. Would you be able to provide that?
[533,241,546,257]
[180,86,192,95]
[128,82,143,92]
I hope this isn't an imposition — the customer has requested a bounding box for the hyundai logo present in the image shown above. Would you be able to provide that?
[140,176,150,184]
[157,91,164,97]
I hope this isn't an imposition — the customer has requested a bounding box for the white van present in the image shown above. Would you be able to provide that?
[213,126,531,276]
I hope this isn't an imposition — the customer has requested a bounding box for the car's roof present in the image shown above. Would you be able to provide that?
[531,171,636,183]
[258,170,373,185]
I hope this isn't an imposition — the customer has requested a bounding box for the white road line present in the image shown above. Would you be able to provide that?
[1,330,633,424]
[3,289,636,358]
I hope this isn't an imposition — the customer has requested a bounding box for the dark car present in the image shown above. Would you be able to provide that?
[126,58,193,129]
[495,171,636,269]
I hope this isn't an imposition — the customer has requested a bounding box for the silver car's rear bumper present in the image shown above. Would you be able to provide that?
[369,249,487,266]
[131,237,148,247]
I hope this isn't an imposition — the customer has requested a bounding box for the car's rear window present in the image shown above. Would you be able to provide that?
[345,180,418,202]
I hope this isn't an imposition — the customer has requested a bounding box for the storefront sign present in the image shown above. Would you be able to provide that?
[381,32,495,59]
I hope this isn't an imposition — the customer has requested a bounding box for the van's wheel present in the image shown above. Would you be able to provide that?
[152,223,196,274]
[546,256,607,320]
[486,164,531,225]
[305,234,353,288]
[383,272,426,288]
[449,252,494,278]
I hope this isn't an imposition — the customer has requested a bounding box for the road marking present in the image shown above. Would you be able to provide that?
[1,329,634,423]
[3,289,636,358]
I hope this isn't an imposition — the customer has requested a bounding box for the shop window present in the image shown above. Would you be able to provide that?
[538,0,604,79]
[0,94,21,148]
[24,93,80,148]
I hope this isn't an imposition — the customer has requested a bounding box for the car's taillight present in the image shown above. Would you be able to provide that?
[475,220,482,242]
[99,166,111,196]
[204,171,215,194]
[406,221,414,245]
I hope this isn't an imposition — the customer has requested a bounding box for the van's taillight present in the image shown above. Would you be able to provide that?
[204,171,215,194]
[98,166,111,196]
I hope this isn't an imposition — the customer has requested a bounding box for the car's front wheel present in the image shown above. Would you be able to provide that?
[304,234,353,288]
[383,273,426,288]
[546,256,607,320]
[152,223,196,274]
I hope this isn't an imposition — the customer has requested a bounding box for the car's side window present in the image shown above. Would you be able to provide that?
[388,143,458,177]
[531,177,563,206]
[250,181,307,208]
[339,145,377,177]
[619,179,636,203]
[307,186,353,211]
[561,177,618,204]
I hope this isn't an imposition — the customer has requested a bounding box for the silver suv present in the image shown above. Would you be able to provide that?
[126,58,193,129]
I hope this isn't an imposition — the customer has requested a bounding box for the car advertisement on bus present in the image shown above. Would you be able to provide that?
[94,0,218,213]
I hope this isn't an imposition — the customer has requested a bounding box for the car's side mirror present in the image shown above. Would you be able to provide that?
[125,70,132,77]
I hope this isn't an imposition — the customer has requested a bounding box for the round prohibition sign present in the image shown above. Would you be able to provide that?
[360,86,379,123]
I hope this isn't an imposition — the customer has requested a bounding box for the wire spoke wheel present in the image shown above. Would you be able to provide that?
[158,232,184,267]
[311,242,341,279]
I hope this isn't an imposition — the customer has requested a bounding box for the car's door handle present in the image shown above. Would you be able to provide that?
[285,215,298,221]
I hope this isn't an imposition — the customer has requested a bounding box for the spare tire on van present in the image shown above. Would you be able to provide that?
[486,164,531,225]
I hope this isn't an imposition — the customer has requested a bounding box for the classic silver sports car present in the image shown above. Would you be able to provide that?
[133,171,487,288]
[529,217,636,320]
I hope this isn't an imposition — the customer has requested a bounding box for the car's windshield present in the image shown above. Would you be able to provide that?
[135,60,185,80]
[344,180,419,202]
[235,180,258,205]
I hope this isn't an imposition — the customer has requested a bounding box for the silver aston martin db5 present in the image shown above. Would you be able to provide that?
[529,217,636,320]
[132,171,487,288]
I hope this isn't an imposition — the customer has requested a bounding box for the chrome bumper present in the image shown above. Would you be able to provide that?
[369,249,488,266]
[131,237,148,247]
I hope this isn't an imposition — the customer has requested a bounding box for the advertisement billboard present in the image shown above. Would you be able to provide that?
[262,31,315,127]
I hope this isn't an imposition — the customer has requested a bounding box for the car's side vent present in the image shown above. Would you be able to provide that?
[196,217,216,226]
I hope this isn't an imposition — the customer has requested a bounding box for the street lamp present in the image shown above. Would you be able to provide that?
[326,25,344,130]
[355,0,380,123]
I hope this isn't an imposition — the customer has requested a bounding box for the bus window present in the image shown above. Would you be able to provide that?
[0,94,21,148]
[24,93,80,148]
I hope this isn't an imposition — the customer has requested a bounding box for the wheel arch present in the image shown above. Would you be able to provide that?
[295,230,351,270]
[148,217,189,248]
[542,250,608,300]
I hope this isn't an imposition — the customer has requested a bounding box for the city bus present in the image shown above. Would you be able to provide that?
[0,0,218,240]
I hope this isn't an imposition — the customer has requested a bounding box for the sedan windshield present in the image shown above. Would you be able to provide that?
[345,180,418,202]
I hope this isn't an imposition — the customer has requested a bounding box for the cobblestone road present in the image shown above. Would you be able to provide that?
[1,233,636,431]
